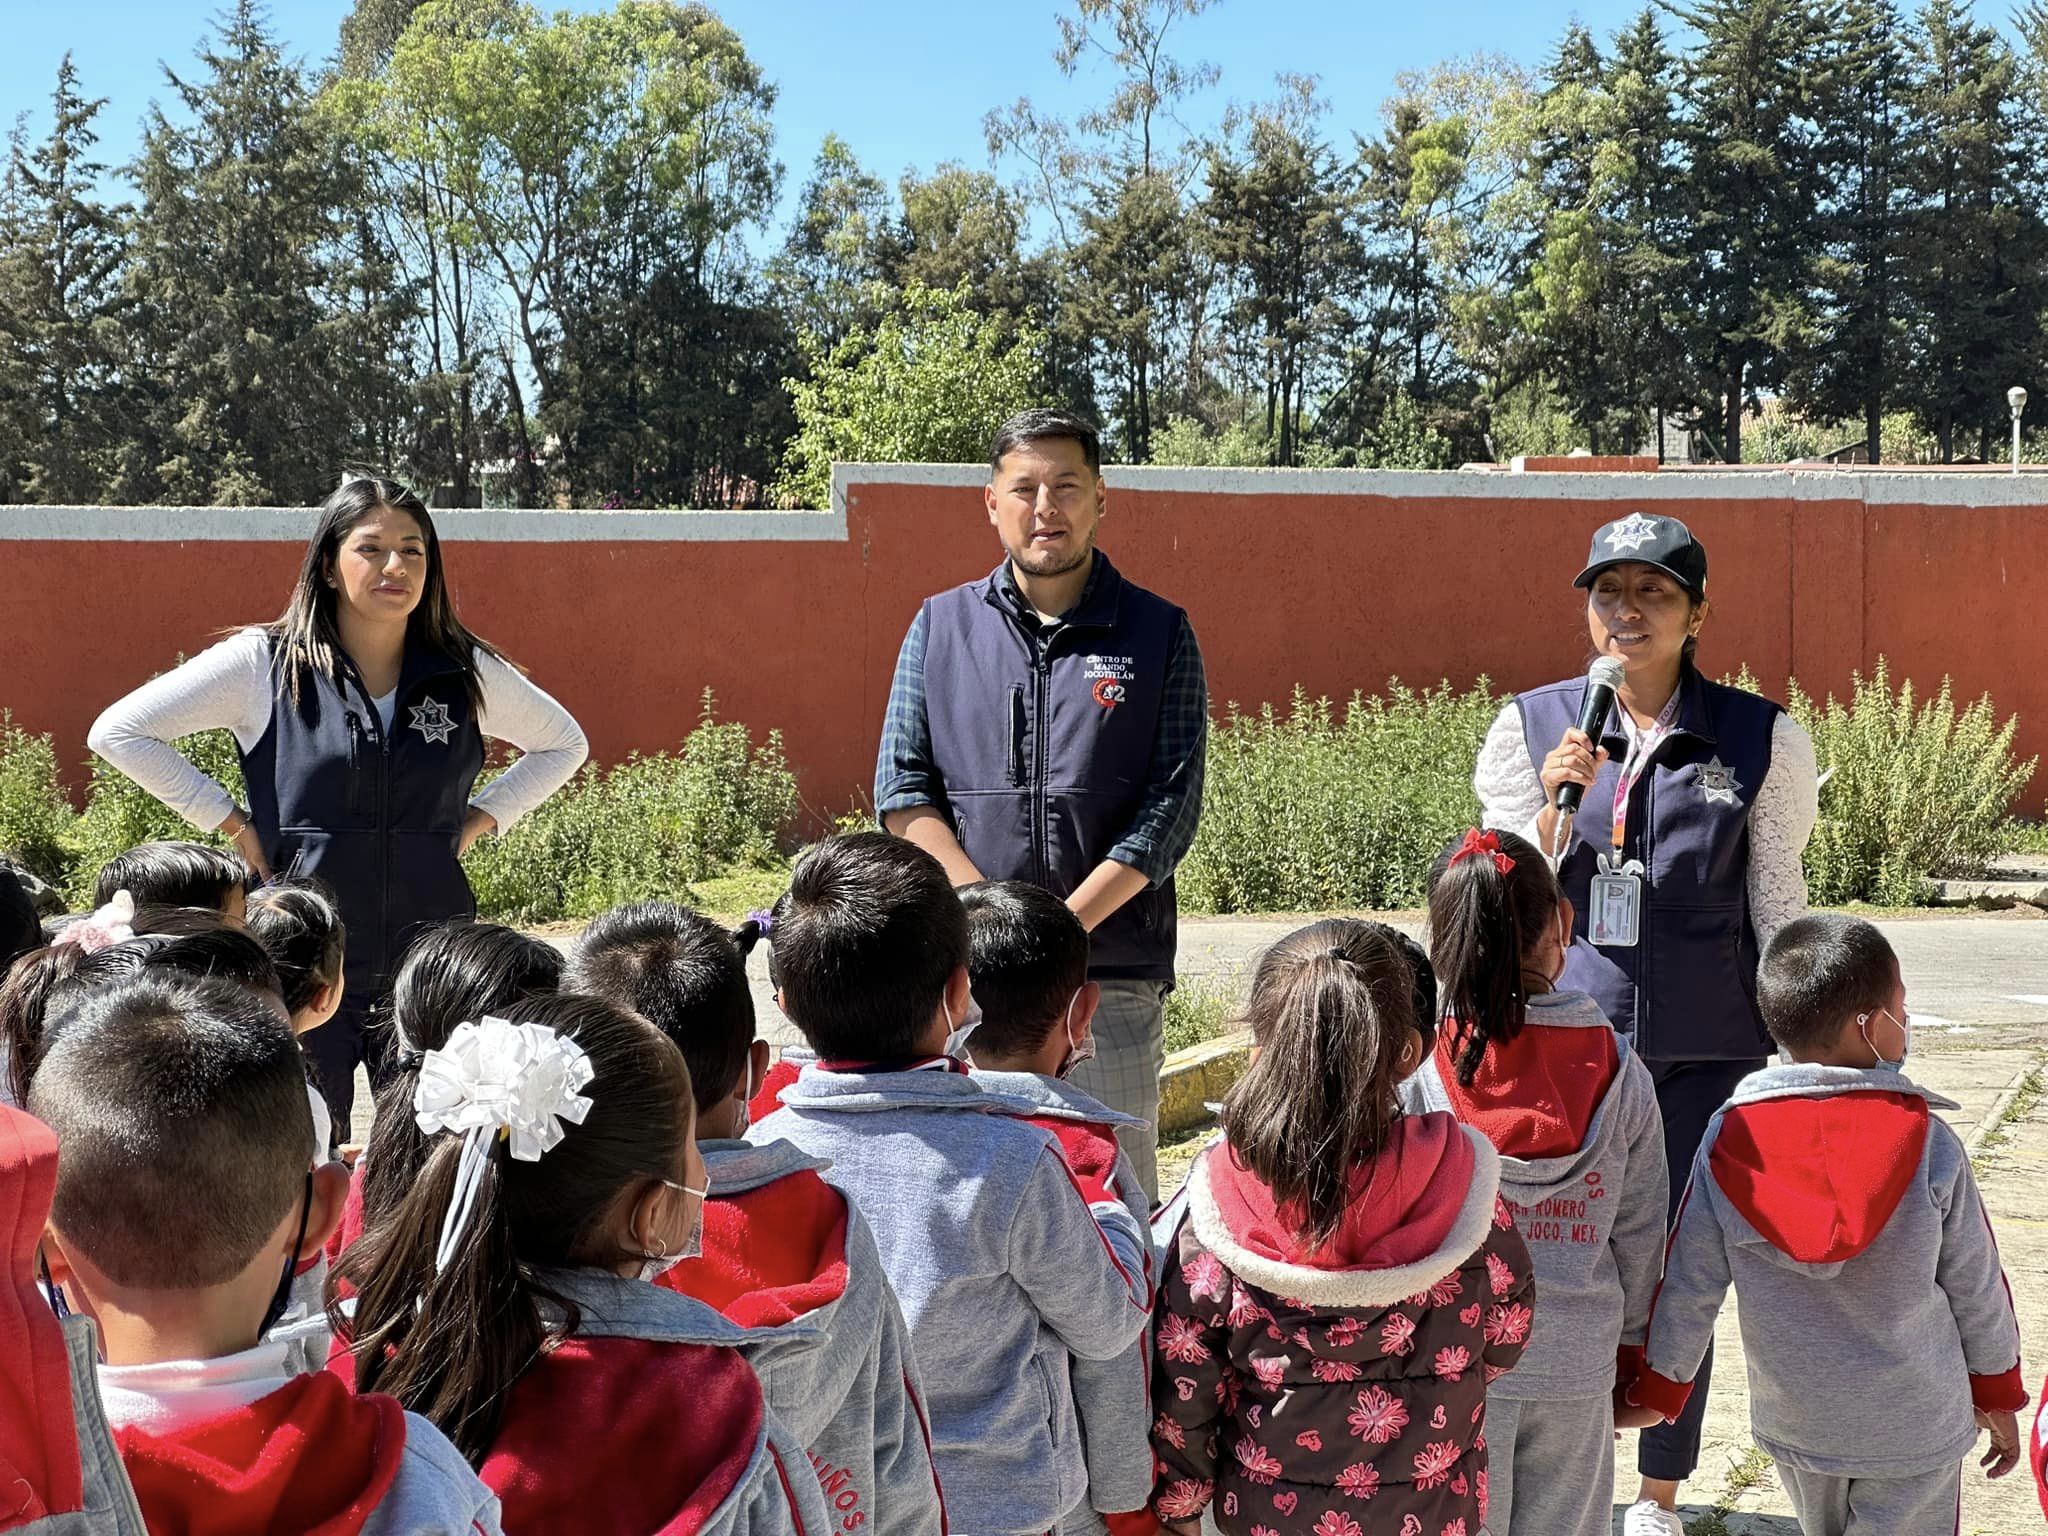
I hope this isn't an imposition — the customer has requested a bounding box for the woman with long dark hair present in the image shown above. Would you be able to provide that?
[89,477,587,1129]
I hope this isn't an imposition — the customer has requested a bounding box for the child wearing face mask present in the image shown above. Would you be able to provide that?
[1400,829,1669,1536]
[1630,914,2028,1534]
[751,835,1152,1536]
[335,993,830,1536]
[563,901,946,1536]
[958,880,1155,1536]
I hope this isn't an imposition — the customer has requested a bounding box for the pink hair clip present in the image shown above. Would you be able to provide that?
[1450,829,1516,876]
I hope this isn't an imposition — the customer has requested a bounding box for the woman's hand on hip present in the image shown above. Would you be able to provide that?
[221,811,272,882]
[1541,726,1609,807]
[458,806,498,856]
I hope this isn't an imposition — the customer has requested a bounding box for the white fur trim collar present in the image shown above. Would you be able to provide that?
[1188,1125,1502,1309]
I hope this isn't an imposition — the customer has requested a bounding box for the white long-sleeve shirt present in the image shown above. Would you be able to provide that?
[87,628,588,837]
[1474,698,1819,951]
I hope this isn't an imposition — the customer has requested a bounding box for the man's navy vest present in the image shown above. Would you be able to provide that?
[922,553,1181,981]
[1516,666,1781,1062]
[240,636,485,998]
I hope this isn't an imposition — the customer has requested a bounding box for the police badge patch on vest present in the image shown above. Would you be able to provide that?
[1696,755,1743,805]
[409,697,457,745]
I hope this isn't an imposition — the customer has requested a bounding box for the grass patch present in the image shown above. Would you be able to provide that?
[685,864,793,925]
[1156,1125,1220,1199]
[1163,970,1242,1055]
[1971,1065,2044,1168]
[1684,1443,1777,1536]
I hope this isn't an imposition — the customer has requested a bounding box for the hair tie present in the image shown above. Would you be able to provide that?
[395,1049,425,1075]
[1449,829,1516,876]
[744,908,775,936]
[413,1017,594,1274]
[53,890,137,955]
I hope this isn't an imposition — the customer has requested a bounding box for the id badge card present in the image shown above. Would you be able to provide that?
[1589,851,1645,948]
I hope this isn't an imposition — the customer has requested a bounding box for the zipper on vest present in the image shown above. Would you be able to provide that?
[1007,686,1027,787]
[344,712,367,816]
[1031,651,1051,884]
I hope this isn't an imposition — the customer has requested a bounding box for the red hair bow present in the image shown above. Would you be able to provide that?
[1450,829,1515,875]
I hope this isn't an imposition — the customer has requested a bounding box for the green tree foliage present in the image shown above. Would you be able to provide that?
[776,283,1047,508]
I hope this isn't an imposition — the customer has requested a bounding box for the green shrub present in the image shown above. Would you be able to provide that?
[462,691,798,923]
[1181,680,1501,913]
[66,733,246,906]
[0,713,78,887]
[1789,659,2037,906]
[1163,969,1244,1054]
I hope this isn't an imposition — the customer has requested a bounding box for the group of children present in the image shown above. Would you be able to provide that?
[0,825,2040,1536]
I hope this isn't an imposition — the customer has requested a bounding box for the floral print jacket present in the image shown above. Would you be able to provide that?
[1149,1124,1535,1536]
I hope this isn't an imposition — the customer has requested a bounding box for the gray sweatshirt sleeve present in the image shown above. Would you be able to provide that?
[868,1266,947,1536]
[1612,1060,1672,1352]
[1930,1123,2028,1410]
[1008,1145,1153,1362]
[1635,1141,1731,1420]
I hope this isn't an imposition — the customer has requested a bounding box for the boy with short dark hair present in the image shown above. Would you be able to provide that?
[92,840,250,924]
[29,973,499,1534]
[1631,914,2027,1534]
[959,879,1154,1536]
[752,835,1152,1536]
[564,900,945,1536]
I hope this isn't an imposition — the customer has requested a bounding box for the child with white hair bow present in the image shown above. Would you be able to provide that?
[334,994,832,1536]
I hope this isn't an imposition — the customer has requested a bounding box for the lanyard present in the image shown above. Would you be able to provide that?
[1609,693,1682,853]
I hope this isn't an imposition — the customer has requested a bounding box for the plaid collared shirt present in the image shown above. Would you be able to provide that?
[875,561,1208,885]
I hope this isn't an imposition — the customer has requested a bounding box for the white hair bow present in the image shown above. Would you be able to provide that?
[413,1016,594,1273]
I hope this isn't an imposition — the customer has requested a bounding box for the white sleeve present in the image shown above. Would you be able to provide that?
[1474,699,1548,846]
[468,649,589,835]
[1745,713,1818,950]
[85,631,274,832]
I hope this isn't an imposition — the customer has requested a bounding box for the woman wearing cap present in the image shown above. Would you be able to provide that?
[1472,511,1818,1536]
[87,477,588,1134]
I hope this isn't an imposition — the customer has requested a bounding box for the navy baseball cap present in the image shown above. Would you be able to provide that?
[1574,512,1708,597]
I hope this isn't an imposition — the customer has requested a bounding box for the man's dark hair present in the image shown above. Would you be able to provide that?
[0,864,38,974]
[768,833,967,1061]
[29,972,311,1289]
[564,901,762,1114]
[93,841,250,912]
[959,881,1089,1060]
[990,408,1102,476]
[1758,914,1900,1054]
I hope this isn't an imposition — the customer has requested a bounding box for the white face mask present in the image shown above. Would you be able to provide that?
[640,1176,711,1281]
[1055,988,1094,1079]
[943,997,980,1062]
[1858,1007,1910,1070]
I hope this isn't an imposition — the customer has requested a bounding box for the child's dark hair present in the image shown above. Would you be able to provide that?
[563,901,761,1115]
[28,972,311,1289]
[0,865,38,975]
[1427,828,1561,1086]
[958,880,1089,1060]
[360,921,564,1232]
[1223,919,1419,1250]
[1363,920,1437,1061]
[4,911,284,1104]
[338,993,691,1466]
[768,833,967,1061]
[92,840,251,912]
[244,882,347,1015]
[1758,914,1900,1055]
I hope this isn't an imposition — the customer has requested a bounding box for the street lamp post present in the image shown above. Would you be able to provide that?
[2009,385,2028,474]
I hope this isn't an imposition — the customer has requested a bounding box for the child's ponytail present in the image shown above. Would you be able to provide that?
[244,881,346,1015]
[337,993,692,1466]
[1426,828,1560,1087]
[1222,920,1417,1250]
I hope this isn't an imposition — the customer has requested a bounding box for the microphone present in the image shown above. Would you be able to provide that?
[1555,657,1627,817]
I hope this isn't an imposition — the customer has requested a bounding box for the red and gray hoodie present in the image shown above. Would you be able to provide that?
[1400,988,1668,1400]
[1150,1115,1535,1536]
[971,1069,1157,1532]
[659,1138,945,1536]
[1635,1062,2029,1480]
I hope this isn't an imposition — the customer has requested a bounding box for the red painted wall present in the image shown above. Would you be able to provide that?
[2,469,2043,824]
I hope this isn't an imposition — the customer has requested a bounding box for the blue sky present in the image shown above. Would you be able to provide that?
[4,0,1649,228]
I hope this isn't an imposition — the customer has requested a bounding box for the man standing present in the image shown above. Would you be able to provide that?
[875,408,1207,1200]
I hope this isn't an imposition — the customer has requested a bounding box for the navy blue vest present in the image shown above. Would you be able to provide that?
[240,636,485,999]
[1516,667,1781,1062]
[922,553,1181,980]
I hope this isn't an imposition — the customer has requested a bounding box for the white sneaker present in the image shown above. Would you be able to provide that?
[1623,1502,1686,1536]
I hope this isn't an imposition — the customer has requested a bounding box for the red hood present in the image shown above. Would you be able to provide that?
[1208,1113,1477,1271]
[484,1336,765,1535]
[115,1372,405,1536]
[325,1164,367,1266]
[1710,1091,1929,1264]
[0,1104,84,1528]
[660,1167,850,1327]
[1027,1115,1126,1206]
[1437,1022,1617,1160]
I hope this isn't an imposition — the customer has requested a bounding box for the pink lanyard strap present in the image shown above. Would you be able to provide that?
[1609,693,1682,853]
